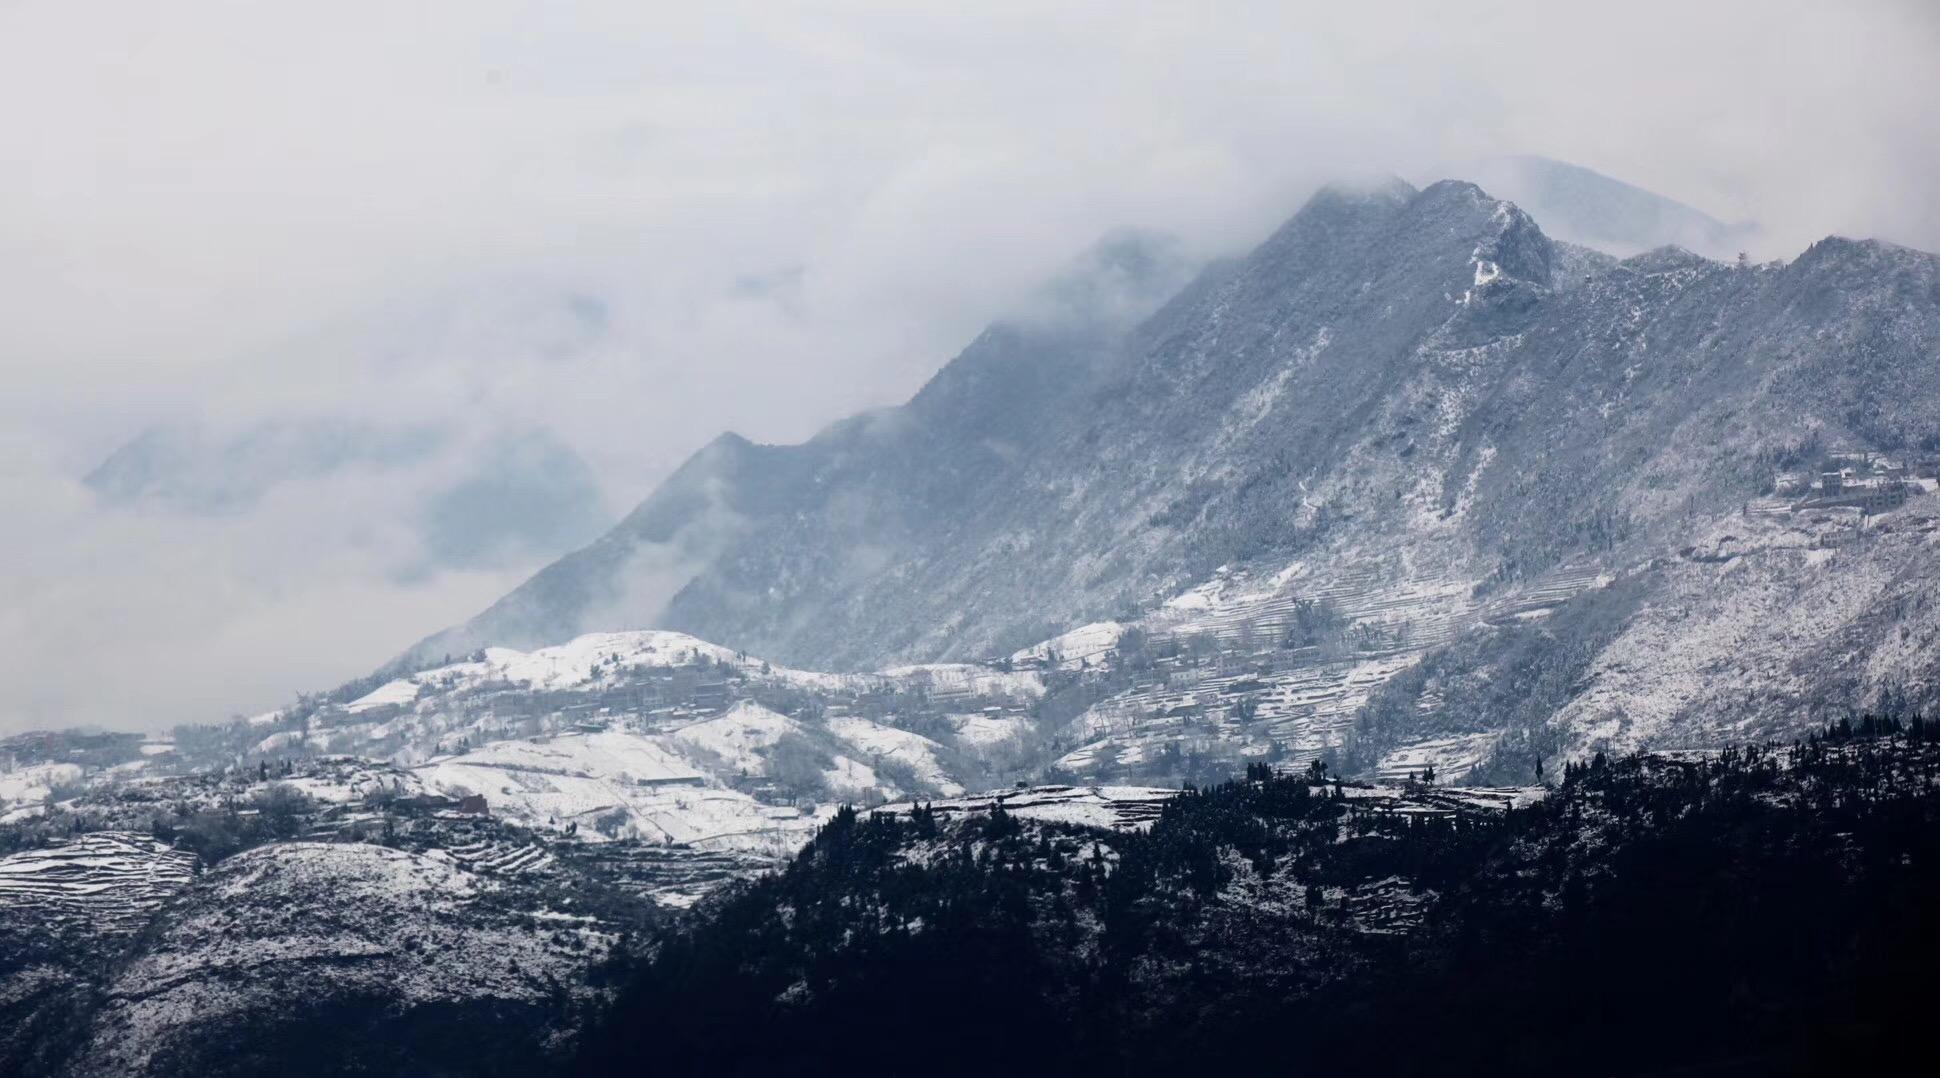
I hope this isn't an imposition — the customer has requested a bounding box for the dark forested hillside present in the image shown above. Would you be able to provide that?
[576,722,1940,1077]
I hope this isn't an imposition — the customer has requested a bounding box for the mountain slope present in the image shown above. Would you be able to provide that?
[401,230,1196,667]
[65,842,606,1078]
[408,177,1940,767]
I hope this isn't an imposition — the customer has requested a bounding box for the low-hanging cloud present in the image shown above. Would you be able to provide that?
[2,0,1937,732]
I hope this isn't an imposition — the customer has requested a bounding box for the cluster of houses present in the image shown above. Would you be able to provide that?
[1773,451,1923,515]
[393,792,490,816]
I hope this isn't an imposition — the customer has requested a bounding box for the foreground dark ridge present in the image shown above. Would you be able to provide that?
[577,719,1940,1078]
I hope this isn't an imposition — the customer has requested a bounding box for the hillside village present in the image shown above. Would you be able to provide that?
[0,546,1619,930]
[1749,448,1936,516]
[10,439,1940,863]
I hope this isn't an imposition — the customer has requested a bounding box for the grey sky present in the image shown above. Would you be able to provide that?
[4,1,1937,733]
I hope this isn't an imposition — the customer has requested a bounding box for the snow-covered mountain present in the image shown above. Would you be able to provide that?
[10,168,1940,1075]
[34,171,1940,817]
[401,175,1940,779]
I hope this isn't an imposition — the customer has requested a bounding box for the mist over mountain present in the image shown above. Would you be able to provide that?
[406,172,1940,769]
[1466,155,1759,259]
[85,420,611,575]
[10,169,1940,1076]
[8,4,1940,1073]
[85,421,443,515]
[402,225,1203,666]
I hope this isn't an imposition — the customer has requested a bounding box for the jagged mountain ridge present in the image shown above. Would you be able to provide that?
[402,227,1197,666]
[405,179,1539,666]
[408,177,1940,758]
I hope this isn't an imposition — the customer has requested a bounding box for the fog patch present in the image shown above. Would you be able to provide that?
[577,476,751,636]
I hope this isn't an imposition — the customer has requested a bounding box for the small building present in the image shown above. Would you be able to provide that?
[454,794,489,816]
[631,773,706,789]
[1790,463,1911,516]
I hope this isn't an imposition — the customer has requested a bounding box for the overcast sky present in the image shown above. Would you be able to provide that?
[4,1,1937,734]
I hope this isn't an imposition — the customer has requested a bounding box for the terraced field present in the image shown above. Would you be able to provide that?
[1372,732,1504,783]
[878,784,1178,832]
[0,832,196,935]
[563,841,784,908]
[445,837,556,876]
[1064,563,1615,772]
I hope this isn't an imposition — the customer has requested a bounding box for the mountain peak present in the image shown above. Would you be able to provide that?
[1793,234,1933,267]
[702,429,756,454]
[1308,175,1419,208]
[1620,244,1711,272]
[1433,183,1557,289]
